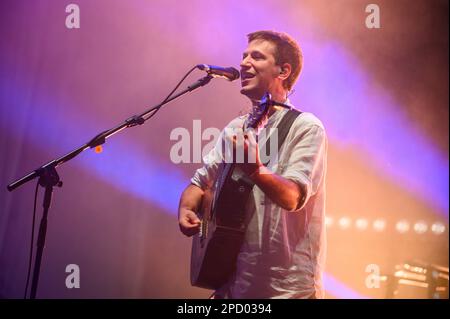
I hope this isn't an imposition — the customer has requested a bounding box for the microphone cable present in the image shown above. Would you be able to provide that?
[24,180,39,299]
[142,65,198,122]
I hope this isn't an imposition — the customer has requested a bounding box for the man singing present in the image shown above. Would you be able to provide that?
[178,30,327,299]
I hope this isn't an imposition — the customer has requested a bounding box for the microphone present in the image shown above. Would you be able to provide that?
[196,64,240,81]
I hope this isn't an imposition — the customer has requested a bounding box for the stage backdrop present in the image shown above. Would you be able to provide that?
[0,0,448,298]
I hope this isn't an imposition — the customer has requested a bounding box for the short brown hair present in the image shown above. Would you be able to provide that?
[247,30,303,91]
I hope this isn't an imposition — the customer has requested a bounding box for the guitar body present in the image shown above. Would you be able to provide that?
[190,165,254,289]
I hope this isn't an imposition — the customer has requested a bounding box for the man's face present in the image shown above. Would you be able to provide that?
[240,39,280,100]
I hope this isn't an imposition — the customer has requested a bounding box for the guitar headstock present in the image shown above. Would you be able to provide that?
[245,92,273,130]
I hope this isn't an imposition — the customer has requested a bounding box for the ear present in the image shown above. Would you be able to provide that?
[278,63,292,82]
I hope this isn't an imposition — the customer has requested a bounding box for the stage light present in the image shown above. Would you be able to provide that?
[325,216,334,228]
[373,219,386,232]
[413,221,428,234]
[431,222,446,235]
[395,220,410,234]
[355,218,369,231]
[338,217,351,230]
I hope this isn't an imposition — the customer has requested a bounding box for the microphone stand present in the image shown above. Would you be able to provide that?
[7,74,213,299]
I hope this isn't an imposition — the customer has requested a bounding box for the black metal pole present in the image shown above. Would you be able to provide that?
[29,166,61,299]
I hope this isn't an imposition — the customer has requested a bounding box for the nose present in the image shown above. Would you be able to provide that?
[240,56,251,68]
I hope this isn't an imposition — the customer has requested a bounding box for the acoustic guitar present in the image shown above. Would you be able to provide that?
[190,93,272,289]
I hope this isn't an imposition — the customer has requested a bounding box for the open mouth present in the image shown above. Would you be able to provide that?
[241,72,255,81]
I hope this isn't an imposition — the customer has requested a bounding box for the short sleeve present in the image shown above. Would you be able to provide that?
[190,140,222,190]
[281,124,327,211]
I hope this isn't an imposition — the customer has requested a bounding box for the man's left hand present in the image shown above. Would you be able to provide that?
[229,128,262,176]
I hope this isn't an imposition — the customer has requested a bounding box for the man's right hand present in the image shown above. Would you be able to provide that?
[178,184,204,237]
[178,208,201,237]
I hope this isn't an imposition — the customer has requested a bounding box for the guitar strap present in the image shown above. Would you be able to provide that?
[264,108,302,166]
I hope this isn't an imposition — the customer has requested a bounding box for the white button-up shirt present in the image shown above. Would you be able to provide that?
[191,106,328,299]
